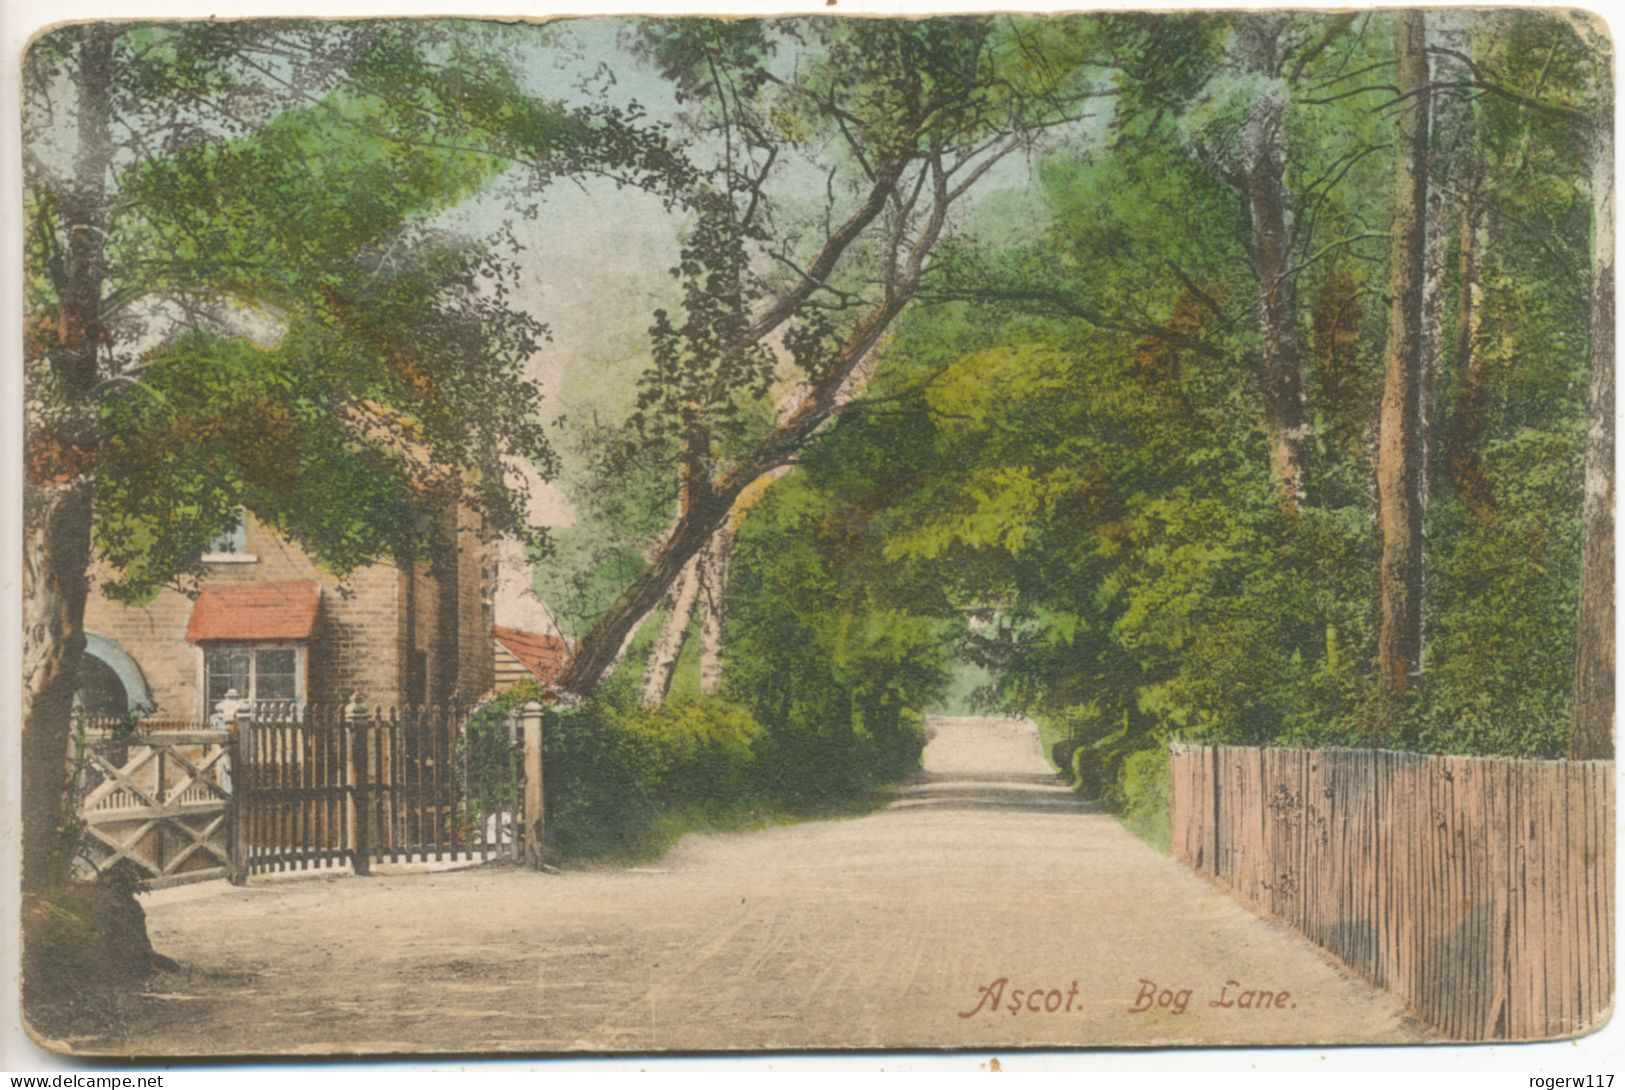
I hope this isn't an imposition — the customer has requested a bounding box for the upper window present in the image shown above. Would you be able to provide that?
[203,510,255,563]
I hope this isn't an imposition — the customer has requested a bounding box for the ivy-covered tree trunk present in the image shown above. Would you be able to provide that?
[1419,179,1449,516]
[22,26,114,894]
[1446,183,1494,520]
[1375,10,1431,699]
[1570,91,1615,760]
[1233,15,1309,510]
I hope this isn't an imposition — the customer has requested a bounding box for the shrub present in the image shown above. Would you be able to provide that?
[1118,748,1172,852]
[541,688,770,860]
[872,707,928,782]
[541,692,666,861]
[614,694,763,811]
[748,700,926,812]
[725,471,943,810]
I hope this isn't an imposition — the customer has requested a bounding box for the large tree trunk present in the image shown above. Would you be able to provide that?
[22,26,114,893]
[22,488,95,893]
[1233,15,1309,509]
[1374,11,1431,699]
[1570,90,1615,760]
[639,552,702,707]
[558,489,736,695]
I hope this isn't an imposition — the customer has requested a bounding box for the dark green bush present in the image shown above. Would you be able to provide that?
[725,471,942,811]
[616,694,764,811]
[1118,748,1172,852]
[540,686,773,860]
[541,688,666,860]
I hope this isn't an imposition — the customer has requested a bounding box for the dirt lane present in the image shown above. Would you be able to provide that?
[60,717,1430,1055]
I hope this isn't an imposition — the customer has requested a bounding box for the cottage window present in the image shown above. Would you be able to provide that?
[205,644,304,710]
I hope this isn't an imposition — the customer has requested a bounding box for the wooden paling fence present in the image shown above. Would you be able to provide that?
[76,702,541,887]
[1169,743,1614,1041]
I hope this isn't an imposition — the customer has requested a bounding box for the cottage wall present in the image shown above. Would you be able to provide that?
[83,516,352,716]
[82,508,493,719]
[455,504,496,701]
[313,559,406,712]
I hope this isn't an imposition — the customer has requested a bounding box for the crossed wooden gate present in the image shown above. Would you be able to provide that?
[74,730,235,888]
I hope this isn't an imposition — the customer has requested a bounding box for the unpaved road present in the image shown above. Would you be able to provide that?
[60,717,1429,1055]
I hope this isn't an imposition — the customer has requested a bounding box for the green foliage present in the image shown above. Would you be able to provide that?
[541,687,669,861]
[1418,428,1585,757]
[542,688,776,861]
[87,77,557,599]
[1116,749,1173,852]
[727,469,942,808]
[727,9,1607,844]
[26,19,697,604]
[618,695,765,808]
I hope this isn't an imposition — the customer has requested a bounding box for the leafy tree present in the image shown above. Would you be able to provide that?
[731,10,1606,823]
[21,19,690,892]
[554,15,1102,696]
[1565,13,1615,759]
[727,459,948,804]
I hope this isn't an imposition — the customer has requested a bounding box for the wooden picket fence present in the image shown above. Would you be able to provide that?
[1169,743,1615,1041]
[75,703,535,887]
[234,704,524,877]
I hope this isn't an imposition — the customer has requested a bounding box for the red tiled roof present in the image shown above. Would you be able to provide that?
[185,580,321,643]
[492,625,570,685]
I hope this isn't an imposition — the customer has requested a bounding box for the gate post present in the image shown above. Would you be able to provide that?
[519,700,545,868]
[227,709,252,885]
[347,695,372,876]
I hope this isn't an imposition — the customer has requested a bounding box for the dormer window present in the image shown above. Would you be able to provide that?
[202,510,256,563]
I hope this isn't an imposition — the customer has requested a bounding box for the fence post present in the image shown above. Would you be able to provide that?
[347,694,372,877]
[226,708,252,885]
[519,700,546,868]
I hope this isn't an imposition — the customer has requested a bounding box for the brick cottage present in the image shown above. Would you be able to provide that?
[79,506,567,723]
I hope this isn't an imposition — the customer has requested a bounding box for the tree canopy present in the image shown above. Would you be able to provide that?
[20,18,695,889]
[20,12,1614,890]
